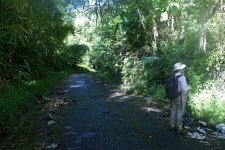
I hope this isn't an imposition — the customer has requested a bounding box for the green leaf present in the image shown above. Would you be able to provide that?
[23,59,31,73]
[142,56,161,64]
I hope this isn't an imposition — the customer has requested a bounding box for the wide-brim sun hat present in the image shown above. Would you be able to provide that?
[173,62,186,71]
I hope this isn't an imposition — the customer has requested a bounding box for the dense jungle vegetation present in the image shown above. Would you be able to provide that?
[0,0,88,134]
[84,0,225,124]
[0,0,224,135]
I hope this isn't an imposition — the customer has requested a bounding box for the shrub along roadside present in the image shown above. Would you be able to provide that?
[0,67,88,137]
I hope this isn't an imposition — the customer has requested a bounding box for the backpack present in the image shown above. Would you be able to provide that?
[165,75,183,100]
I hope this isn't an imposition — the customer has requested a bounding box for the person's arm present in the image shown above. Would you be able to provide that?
[179,76,188,94]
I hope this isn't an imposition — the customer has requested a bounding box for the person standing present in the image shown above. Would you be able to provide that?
[170,62,189,133]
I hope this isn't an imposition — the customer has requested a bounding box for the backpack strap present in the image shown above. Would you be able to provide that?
[174,74,183,79]
[174,74,183,88]
[175,74,183,87]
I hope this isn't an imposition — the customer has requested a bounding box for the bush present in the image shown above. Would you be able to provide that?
[0,69,73,135]
[121,54,145,94]
[89,43,122,81]
[189,80,225,124]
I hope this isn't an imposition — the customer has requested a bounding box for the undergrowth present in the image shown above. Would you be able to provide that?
[0,67,89,136]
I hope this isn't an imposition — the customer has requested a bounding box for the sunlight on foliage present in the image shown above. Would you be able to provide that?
[25,80,37,86]
[84,0,225,124]
[190,87,225,124]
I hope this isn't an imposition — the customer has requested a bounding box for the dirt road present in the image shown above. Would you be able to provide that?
[1,73,224,150]
[48,73,215,150]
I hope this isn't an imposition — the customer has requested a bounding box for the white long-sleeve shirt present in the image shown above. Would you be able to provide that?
[175,73,188,94]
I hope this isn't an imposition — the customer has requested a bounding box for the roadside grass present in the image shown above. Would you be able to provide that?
[149,84,225,125]
[190,88,225,125]
[0,66,90,138]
